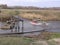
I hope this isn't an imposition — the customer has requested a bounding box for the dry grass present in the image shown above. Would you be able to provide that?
[0,9,60,21]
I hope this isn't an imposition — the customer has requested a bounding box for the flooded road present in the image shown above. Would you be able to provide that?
[21,21,60,32]
[0,21,60,34]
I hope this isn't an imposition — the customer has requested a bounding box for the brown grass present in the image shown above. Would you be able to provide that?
[0,9,60,21]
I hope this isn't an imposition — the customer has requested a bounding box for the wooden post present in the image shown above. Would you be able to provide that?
[15,22,18,32]
[11,29,13,32]
[15,24,17,32]
[0,9,1,13]
[10,25,13,32]
[22,20,24,33]
[0,10,1,21]
[17,21,20,32]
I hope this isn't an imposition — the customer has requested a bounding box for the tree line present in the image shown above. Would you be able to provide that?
[0,4,60,10]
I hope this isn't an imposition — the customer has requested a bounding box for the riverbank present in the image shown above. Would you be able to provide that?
[0,32,60,45]
[0,9,60,21]
[0,37,33,45]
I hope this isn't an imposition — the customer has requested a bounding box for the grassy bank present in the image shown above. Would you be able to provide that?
[0,32,59,45]
[0,37,34,45]
[51,33,60,38]
[0,9,60,21]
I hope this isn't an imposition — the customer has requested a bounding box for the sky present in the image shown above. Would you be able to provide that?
[0,0,60,7]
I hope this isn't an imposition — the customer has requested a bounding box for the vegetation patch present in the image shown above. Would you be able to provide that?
[0,9,60,21]
[0,37,34,45]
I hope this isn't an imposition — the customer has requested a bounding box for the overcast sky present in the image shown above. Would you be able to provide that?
[0,0,60,7]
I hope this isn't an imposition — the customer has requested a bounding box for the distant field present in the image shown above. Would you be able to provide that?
[0,9,60,21]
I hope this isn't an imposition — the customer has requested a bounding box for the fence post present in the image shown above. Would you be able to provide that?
[18,21,20,32]
[22,20,24,33]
